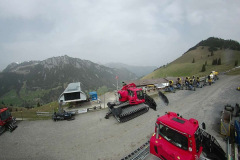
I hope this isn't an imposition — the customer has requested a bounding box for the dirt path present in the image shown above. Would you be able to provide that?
[0,75,239,160]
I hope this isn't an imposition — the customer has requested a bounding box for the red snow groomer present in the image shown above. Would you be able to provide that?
[150,112,226,160]
[0,108,18,135]
[105,83,159,123]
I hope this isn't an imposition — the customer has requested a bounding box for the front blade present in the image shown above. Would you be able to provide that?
[158,91,169,105]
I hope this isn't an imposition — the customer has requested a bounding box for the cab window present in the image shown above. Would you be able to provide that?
[136,91,144,99]
[159,124,188,150]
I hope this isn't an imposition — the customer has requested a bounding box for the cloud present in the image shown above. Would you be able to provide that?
[0,0,240,71]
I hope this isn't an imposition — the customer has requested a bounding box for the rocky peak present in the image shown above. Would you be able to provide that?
[41,55,71,68]
[3,61,39,73]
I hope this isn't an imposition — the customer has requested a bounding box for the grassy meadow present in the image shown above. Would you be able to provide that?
[143,47,240,79]
[6,101,59,120]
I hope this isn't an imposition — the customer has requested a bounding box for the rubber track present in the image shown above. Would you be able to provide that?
[115,104,149,123]
[121,141,150,160]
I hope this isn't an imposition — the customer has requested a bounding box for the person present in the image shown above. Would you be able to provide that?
[165,80,174,92]
[185,77,189,86]
[192,76,196,85]
[208,75,212,85]
[189,79,193,85]
[169,80,174,87]
[192,75,195,82]
[176,77,182,89]
[177,77,181,84]
[209,72,214,81]
[196,77,201,87]
[189,78,194,90]
[196,77,200,83]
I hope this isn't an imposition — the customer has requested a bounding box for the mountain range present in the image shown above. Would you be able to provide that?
[105,63,157,78]
[0,55,137,107]
[1,37,240,107]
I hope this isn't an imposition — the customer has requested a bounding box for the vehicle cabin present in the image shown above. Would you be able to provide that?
[150,112,202,160]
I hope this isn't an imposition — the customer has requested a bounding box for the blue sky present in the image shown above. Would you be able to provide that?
[0,0,240,71]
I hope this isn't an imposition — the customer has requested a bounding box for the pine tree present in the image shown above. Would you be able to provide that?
[212,59,218,65]
[211,51,214,56]
[205,61,207,66]
[201,64,206,72]
[212,59,215,65]
[235,60,238,66]
[217,58,221,65]
[192,58,195,63]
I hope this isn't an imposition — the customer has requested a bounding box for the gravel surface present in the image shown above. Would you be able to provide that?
[0,75,239,160]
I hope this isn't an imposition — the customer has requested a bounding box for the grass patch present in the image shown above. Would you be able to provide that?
[0,90,23,106]
[0,84,62,107]
[11,101,59,120]
[226,67,240,75]
[19,85,51,103]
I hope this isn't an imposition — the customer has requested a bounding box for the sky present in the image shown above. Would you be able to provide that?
[0,0,240,71]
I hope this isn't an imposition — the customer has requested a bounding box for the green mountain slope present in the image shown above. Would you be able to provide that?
[0,55,137,107]
[143,37,240,79]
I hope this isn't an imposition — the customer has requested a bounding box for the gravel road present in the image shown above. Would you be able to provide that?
[0,75,239,160]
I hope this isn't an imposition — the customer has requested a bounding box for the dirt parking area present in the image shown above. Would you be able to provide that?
[0,75,239,160]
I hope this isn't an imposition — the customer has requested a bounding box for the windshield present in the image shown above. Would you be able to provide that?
[136,91,144,99]
[159,123,188,150]
[128,90,134,97]
[195,128,201,152]
[0,110,11,121]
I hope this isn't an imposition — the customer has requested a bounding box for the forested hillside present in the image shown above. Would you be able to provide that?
[0,55,137,107]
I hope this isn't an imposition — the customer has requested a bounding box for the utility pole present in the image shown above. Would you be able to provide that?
[116,76,119,101]
[116,75,119,91]
[21,109,23,121]
[104,93,105,108]
[59,100,63,113]
[117,78,118,91]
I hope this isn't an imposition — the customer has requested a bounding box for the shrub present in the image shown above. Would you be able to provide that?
[235,60,238,66]
[192,58,195,63]
[218,58,221,65]
[201,64,206,72]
